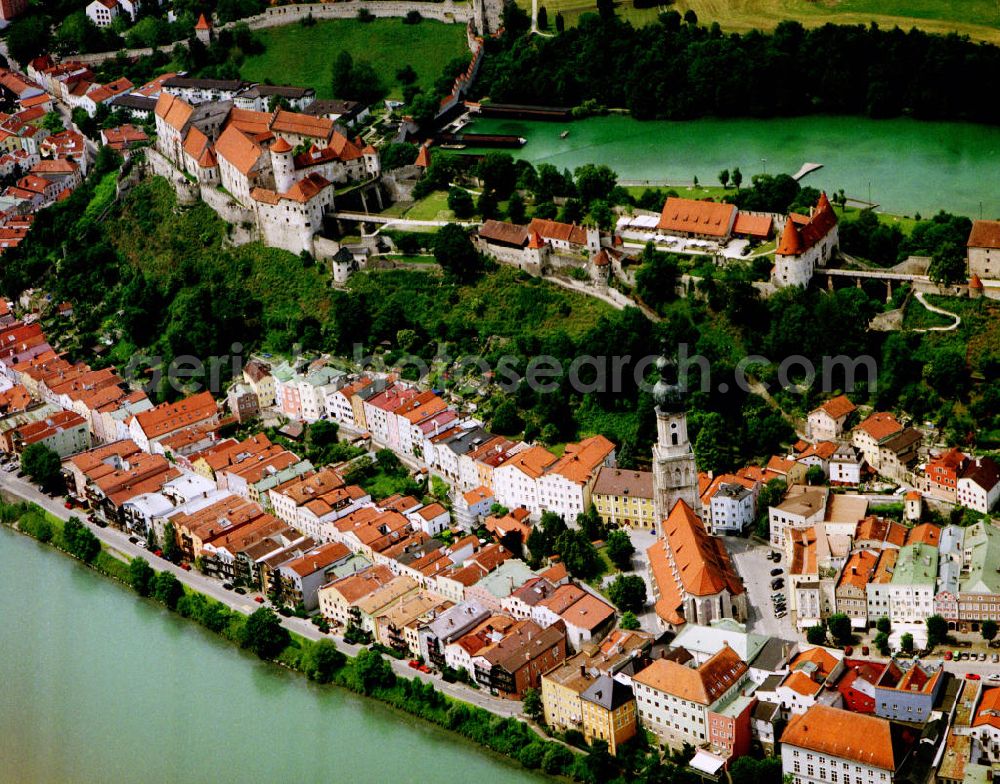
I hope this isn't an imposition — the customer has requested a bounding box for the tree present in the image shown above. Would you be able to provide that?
[605,529,635,571]
[573,163,617,206]
[732,167,743,190]
[6,15,52,66]
[523,686,543,721]
[827,613,852,646]
[731,756,784,784]
[619,610,640,630]
[806,465,826,486]
[381,142,418,170]
[982,619,998,643]
[876,616,891,634]
[596,0,615,20]
[554,529,603,580]
[309,420,339,449]
[354,648,396,693]
[806,624,827,646]
[507,191,526,224]
[433,223,481,281]
[683,8,698,24]
[555,11,565,31]
[408,91,441,129]
[404,9,422,24]
[63,517,101,563]
[396,64,417,84]
[376,448,405,476]
[900,632,914,653]
[161,522,183,563]
[152,571,184,610]
[331,50,354,97]
[490,398,523,435]
[537,5,548,29]
[129,557,155,597]
[477,189,498,220]
[447,186,474,219]
[607,574,647,614]
[306,639,346,683]
[874,631,890,655]
[718,169,730,188]
[476,152,517,199]
[541,744,574,775]
[239,607,290,659]
[926,614,948,648]
[21,443,63,492]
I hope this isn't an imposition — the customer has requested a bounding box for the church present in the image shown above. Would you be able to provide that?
[646,353,748,630]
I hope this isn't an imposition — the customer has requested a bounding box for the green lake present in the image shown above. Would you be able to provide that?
[0,527,546,784]
[467,114,1000,218]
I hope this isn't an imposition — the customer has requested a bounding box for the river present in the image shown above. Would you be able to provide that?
[466,114,1000,218]
[0,527,546,784]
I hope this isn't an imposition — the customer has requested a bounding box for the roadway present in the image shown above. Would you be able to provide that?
[0,465,523,718]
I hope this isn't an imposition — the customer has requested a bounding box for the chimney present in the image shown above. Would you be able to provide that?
[580,664,586,678]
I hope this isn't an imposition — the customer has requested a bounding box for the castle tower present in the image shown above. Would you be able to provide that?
[194,13,212,45]
[362,143,380,178]
[270,136,294,193]
[472,0,505,35]
[651,353,700,533]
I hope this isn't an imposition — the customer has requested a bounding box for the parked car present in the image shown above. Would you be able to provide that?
[181,563,191,572]
[222,583,234,590]
[770,578,784,590]
[128,536,139,544]
[979,652,987,661]
[992,653,999,663]
[861,646,870,656]
[408,660,421,670]
[966,673,981,680]
[770,568,783,576]
[234,587,246,595]
[63,501,72,509]
[944,651,953,660]
[254,596,264,603]
[844,646,854,656]
[418,664,431,674]
[775,611,787,619]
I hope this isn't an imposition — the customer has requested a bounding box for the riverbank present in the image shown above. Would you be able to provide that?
[0,494,581,780]
[464,114,1000,218]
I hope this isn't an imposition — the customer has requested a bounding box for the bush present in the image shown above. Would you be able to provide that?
[403,9,422,24]
[19,512,53,543]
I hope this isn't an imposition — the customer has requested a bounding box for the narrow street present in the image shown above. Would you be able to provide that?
[0,466,524,718]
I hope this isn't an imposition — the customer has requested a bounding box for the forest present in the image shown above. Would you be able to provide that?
[478,7,1000,123]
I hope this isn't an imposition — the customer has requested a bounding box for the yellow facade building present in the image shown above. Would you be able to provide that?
[580,674,638,756]
[591,466,657,530]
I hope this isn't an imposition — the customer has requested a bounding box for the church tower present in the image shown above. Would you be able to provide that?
[651,352,700,532]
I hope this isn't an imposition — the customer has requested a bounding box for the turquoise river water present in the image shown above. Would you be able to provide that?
[0,527,546,784]
[467,114,1000,218]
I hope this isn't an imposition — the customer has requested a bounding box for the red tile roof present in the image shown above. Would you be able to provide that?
[968,220,1000,249]
[781,705,896,771]
[658,197,736,237]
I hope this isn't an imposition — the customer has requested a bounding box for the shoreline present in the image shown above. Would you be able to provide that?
[0,497,573,781]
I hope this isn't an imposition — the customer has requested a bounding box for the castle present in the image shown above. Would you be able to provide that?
[772,192,839,288]
[152,92,379,257]
[475,217,618,285]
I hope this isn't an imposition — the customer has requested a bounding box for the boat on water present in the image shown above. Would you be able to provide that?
[560,130,570,138]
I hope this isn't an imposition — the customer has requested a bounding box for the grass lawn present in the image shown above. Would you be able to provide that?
[399,190,455,221]
[526,0,1000,42]
[239,18,468,101]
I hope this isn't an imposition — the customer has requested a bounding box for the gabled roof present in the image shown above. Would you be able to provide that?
[657,196,736,237]
[214,126,263,176]
[529,217,588,246]
[856,411,904,442]
[967,220,1000,249]
[781,705,897,771]
[813,394,856,420]
[635,645,747,704]
[154,92,193,132]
